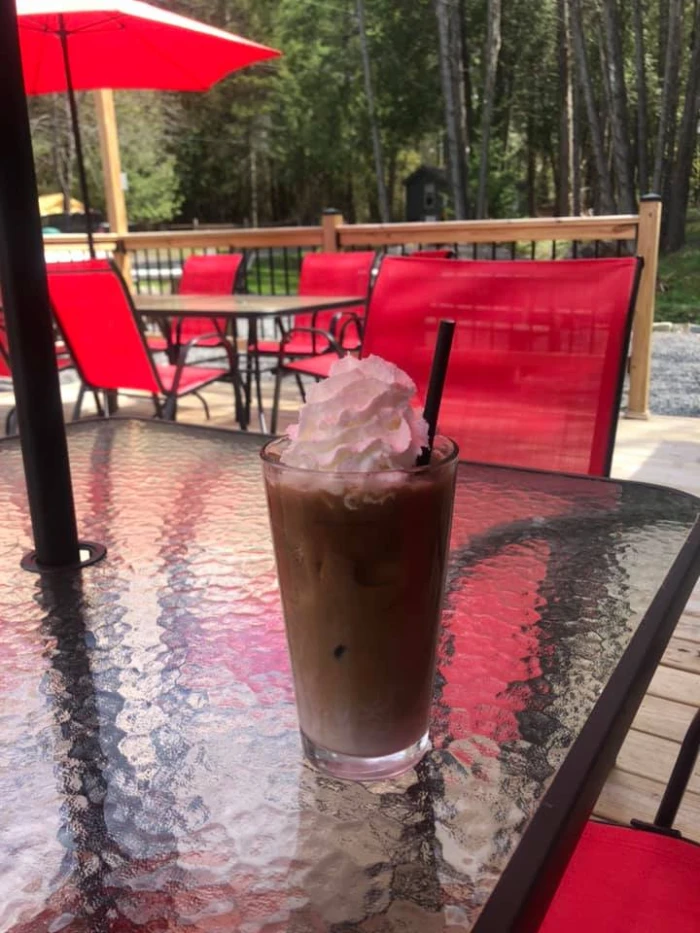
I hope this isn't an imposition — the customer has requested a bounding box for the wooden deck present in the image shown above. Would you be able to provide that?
[1,375,699,839]
[602,414,700,839]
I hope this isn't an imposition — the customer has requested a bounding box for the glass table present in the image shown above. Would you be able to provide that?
[1,419,698,931]
[135,294,366,432]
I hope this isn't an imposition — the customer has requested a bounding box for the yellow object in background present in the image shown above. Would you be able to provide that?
[38,193,85,216]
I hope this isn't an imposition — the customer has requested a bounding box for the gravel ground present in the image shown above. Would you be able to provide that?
[648,332,700,417]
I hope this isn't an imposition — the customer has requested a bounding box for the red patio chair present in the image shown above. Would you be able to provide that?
[410,248,455,258]
[263,250,376,432]
[47,259,244,424]
[257,250,376,359]
[0,307,76,435]
[353,255,641,476]
[146,252,244,357]
[538,710,700,932]
[268,251,461,433]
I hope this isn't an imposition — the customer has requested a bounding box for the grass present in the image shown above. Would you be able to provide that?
[245,264,300,296]
[656,210,700,324]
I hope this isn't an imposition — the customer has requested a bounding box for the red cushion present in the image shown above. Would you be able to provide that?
[257,334,329,356]
[147,335,170,352]
[156,365,228,394]
[283,353,342,378]
[538,822,700,932]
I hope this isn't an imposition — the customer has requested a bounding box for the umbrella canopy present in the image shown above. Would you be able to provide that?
[17,0,280,254]
[18,0,280,93]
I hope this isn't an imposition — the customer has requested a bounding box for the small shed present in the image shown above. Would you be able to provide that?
[403,165,448,222]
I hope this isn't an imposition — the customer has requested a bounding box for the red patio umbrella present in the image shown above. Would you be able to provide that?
[17,0,280,254]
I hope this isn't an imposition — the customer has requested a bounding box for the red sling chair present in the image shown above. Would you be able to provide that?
[147,252,244,358]
[358,255,642,476]
[47,259,244,424]
[538,710,700,932]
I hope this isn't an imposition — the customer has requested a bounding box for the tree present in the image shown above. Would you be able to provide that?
[476,0,502,218]
[664,0,700,250]
[601,0,635,211]
[26,0,700,241]
[652,0,682,193]
[435,0,468,218]
[356,0,390,221]
[557,0,574,214]
[567,0,616,212]
[632,0,650,194]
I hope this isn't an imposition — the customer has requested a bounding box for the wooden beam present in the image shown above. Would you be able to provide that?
[338,214,639,247]
[627,196,662,418]
[321,210,344,252]
[94,89,132,287]
[94,89,128,235]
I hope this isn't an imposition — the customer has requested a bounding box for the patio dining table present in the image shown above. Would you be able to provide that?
[135,293,366,431]
[1,419,699,931]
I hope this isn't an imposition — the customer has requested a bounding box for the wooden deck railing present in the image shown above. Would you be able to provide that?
[42,197,662,418]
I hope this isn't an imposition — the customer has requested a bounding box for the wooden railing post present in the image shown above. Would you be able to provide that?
[627,194,662,419]
[321,209,343,252]
[94,89,133,289]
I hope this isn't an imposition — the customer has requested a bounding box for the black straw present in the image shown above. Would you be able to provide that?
[416,319,456,466]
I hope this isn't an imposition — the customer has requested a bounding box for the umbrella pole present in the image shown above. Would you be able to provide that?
[58,15,95,259]
[0,3,80,568]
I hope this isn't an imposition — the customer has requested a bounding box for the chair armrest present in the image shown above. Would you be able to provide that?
[279,326,342,358]
[332,310,364,350]
[169,332,239,397]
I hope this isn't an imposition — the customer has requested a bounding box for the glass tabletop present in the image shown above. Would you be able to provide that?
[134,293,366,318]
[0,420,698,931]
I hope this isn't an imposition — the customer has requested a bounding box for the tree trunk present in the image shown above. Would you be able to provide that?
[664,0,700,250]
[249,132,259,227]
[658,0,669,82]
[476,0,502,218]
[386,147,398,219]
[526,114,537,216]
[52,94,74,215]
[652,0,682,193]
[568,0,616,212]
[356,0,390,222]
[633,0,650,194]
[459,0,475,173]
[601,0,635,211]
[557,0,574,215]
[435,0,467,218]
[450,0,470,213]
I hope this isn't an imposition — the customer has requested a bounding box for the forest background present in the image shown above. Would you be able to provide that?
[27,0,700,317]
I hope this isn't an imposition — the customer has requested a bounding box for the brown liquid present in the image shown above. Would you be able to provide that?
[264,461,456,758]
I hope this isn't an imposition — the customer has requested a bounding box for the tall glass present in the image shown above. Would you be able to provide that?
[261,435,458,780]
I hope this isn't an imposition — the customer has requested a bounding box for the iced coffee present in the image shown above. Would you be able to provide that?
[261,356,457,780]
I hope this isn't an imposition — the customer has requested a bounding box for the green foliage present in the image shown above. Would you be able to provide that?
[25,0,700,242]
[657,211,700,324]
[116,93,182,223]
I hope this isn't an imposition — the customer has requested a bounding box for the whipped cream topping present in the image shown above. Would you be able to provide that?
[280,355,428,472]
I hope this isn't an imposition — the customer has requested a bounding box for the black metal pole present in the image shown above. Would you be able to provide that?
[0,1,80,566]
[653,709,700,829]
[58,15,95,259]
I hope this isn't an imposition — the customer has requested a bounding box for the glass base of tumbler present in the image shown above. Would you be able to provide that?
[301,730,430,781]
